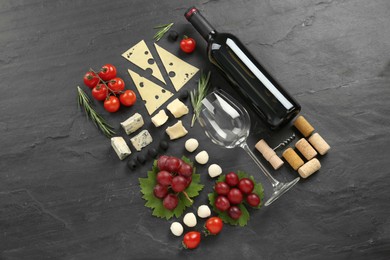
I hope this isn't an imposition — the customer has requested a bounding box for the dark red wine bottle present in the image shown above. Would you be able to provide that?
[185,7,301,129]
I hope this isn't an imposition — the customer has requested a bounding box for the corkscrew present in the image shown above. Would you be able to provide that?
[273,133,296,151]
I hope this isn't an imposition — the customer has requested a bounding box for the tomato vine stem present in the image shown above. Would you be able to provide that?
[89,68,120,97]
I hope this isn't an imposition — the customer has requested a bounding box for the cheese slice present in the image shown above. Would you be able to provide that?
[151,109,169,127]
[165,120,188,140]
[122,40,166,84]
[166,98,189,118]
[130,130,153,151]
[154,43,199,91]
[111,137,131,160]
[128,69,173,115]
[120,113,144,135]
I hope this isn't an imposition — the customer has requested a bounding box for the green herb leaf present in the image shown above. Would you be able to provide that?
[139,156,204,220]
[76,86,116,138]
[153,22,174,42]
[208,171,264,226]
[190,71,211,127]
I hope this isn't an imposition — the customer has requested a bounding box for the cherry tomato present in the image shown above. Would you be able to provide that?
[92,84,108,101]
[83,71,100,89]
[104,96,120,113]
[205,217,224,235]
[98,64,117,81]
[108,77,125,94]
[182,231,201,249]
[119,90,137,106]
[180,36,196,53]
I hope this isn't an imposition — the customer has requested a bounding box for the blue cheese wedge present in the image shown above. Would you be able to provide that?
[120,113,144,135]
[151,109,169,127]
[166,98,189,118]
[130,130,153,151]
[165,120,188,140]
[111,137,131,160]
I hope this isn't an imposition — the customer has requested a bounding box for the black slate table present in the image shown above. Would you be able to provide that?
[1,0,389,259]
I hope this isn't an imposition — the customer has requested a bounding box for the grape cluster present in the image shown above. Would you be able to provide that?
[213,172,261,220]
[154,155,193,210]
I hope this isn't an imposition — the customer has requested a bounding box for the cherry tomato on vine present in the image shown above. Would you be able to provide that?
[92,84,108,101]
[104,96,120,113]
[83,71,100,89]
[205,217,223,235]
[119,90,137,106]
[98,64,117,81]
[108,77,125,94]
[182,231,201,249]
[180,36,196,53]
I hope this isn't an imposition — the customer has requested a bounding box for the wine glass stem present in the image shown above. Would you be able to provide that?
[240,142,280,187]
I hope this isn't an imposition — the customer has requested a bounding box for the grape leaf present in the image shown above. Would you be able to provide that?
[208,171,264,226]
[139,156,204,220]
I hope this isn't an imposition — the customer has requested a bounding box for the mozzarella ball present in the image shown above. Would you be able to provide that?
[197,205,211,218]
[185,138,199,152]
[195,150,209,165]
[183,212,197,227]
[208,164,222,178]
[170,222,184,236]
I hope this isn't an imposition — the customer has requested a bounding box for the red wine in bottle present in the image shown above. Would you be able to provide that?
[185,7,301,129]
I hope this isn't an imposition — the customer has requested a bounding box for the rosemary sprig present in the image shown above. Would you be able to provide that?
[190,71,211,127]
[77,86,116,138]
[153,22,174,42]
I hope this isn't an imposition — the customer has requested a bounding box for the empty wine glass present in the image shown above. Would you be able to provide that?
[198,89,300,206]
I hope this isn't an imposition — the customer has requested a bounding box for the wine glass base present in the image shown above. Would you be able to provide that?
[264,177,300,206]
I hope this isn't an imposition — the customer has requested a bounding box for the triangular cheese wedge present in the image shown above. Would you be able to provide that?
[122,40,166,84]
[154,43,199,91]
[128,69,173,115]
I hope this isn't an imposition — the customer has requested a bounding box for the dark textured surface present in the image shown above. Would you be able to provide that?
[1,0,390,259]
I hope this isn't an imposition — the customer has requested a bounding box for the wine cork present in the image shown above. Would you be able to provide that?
[298,158,321,178]
[295,138,317,160]
[255,139,276,161]
[308,133,331,155]
[268,154,284,170]
[282,148,304,171]
[294,116,314,137]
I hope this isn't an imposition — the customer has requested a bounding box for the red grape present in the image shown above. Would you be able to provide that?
[246,193,261,207]
[228,206,242,220]
[215,195,230,212]
[153,184,168,199]
[163,194,178,210]
[227,188,243,204]
[156,171,173,186]
[214,182,230,196]
[166,157,181,173]
[185,176,192,188]
[178,163,193,177]
[238,178,254,194]
[157,155,169,171]
[225,172,239,187]
[171,176,187,192]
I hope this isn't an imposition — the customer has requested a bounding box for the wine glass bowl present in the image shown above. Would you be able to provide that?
[198,89,300,206]
[198,92,249,148]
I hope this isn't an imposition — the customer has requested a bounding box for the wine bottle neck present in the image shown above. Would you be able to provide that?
[185,7,216,41]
